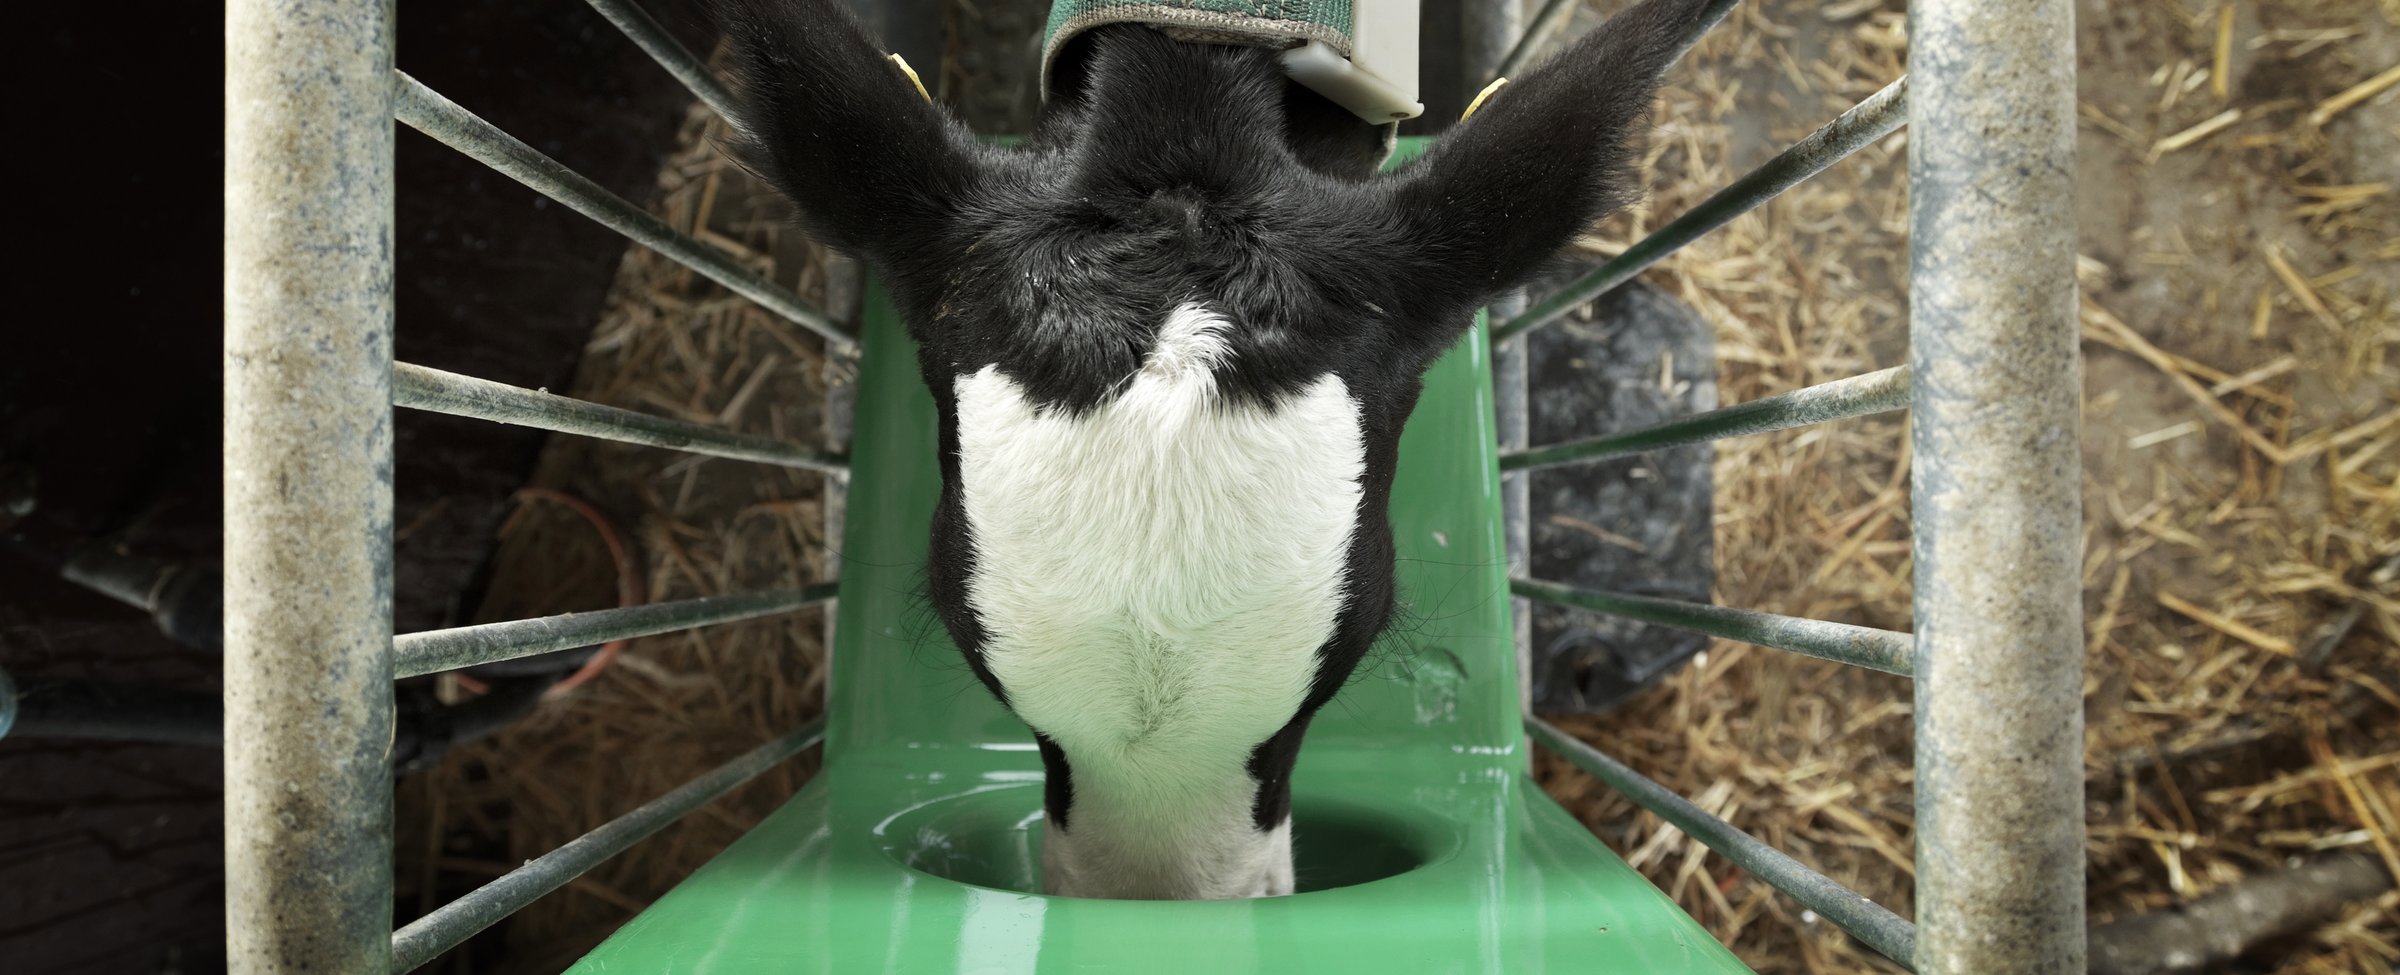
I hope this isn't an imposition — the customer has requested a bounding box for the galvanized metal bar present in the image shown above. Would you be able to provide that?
[390,72,854,352]
[1493,75,1908,344]
[1513,578,1913,676]
[1496,0,1737,82]
[1908,0,2086,971]
[1463,0,1526,91]
[394,362,844,474]
[224,0,396,969]
[390,718,827,972]
[1659,0,1742,66]
[1527,717,1918,968]
[1501,365,1910,472]
[582,0,743,124]
[394,585,838,679]
[1493,0,1578,81]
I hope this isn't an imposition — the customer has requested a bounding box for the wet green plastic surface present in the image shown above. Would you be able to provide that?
[569,139,1748,974]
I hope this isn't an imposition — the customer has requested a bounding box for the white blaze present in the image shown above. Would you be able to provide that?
[953,302,1364,899]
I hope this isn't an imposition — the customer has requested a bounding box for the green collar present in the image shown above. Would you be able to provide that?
[1040,1,1358,100]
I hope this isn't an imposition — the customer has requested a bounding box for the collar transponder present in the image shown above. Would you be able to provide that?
[1039,0,1422,124]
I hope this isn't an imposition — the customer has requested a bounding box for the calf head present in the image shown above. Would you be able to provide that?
[724,0,1709,899]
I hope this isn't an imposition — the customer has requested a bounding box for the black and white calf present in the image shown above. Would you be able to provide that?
[724,0,1710,900]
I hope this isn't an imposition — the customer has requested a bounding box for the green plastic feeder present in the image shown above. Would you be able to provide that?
[567,138,1751,974]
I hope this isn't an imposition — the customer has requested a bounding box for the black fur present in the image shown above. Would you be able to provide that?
[723,0,1701,842]
[1033,731,1075,831]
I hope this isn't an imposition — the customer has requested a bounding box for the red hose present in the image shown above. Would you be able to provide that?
[449,487,645,699]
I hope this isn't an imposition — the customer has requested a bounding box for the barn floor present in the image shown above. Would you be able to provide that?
[399,1,2397,973]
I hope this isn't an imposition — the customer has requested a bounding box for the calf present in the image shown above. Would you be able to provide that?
[724,0,1709,899]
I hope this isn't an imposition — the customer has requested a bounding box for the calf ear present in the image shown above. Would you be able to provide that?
[719,0,982,260]
[1392,0,1722,297]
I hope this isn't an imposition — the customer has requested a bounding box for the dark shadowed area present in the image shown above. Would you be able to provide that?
[3,1,715,970]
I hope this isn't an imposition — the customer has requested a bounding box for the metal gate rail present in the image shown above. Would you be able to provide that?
[388,719,829,970]
[1494,2,2082,973]
[1529,718,1918,964]
[391,73,851,350]
[225,0,398,968]
[582,0,746,123]
[394,586,842,678]
[1492,76,1909,344]
[1499,364,1910,472]
[225,1,846,970]
[395,363,847,473]
[1511,578,1913,676]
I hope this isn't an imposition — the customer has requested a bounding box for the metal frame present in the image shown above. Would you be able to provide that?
[1511,578,1913,676]
[389,719,828,970]
[1500,364,1910,472]
[1906,1,2086,970]
[395,363,846,473]
[1494,2,2083,972]
[394,586,840,678]
[221,0,2083,971]
[224,0,397,969]
[224,1,842,970]
[391,73,852,351]
[1529,718,1917,963]
[1492,75,1909,344]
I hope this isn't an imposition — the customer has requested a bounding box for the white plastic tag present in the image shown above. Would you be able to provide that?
[1281,0,1423,123]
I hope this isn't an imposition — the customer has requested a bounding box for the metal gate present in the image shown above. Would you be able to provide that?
[220,0,2083,971]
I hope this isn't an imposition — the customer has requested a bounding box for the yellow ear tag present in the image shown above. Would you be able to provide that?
[888,53,931,103]
[1461,77,1509,120]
